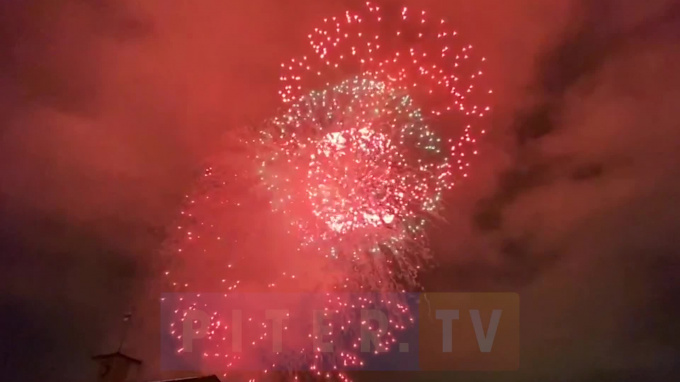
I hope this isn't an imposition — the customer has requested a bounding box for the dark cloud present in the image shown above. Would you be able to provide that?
[1,0,679,381]
[424,0,680,379]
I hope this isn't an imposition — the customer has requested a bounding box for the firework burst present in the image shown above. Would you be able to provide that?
[161,2,493,380]
[261,1,493,271]
[257,74,449,280]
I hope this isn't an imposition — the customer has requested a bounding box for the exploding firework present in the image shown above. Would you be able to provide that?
[261,1,492,269]
[161,2,493,380]
[257,74,449,283]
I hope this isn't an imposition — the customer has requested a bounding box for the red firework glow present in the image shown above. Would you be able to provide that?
[161,2,493,380]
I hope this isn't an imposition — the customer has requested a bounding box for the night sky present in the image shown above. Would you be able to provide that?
[1,0,679,381]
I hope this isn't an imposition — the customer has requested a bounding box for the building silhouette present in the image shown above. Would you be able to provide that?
[92,351,219,382]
